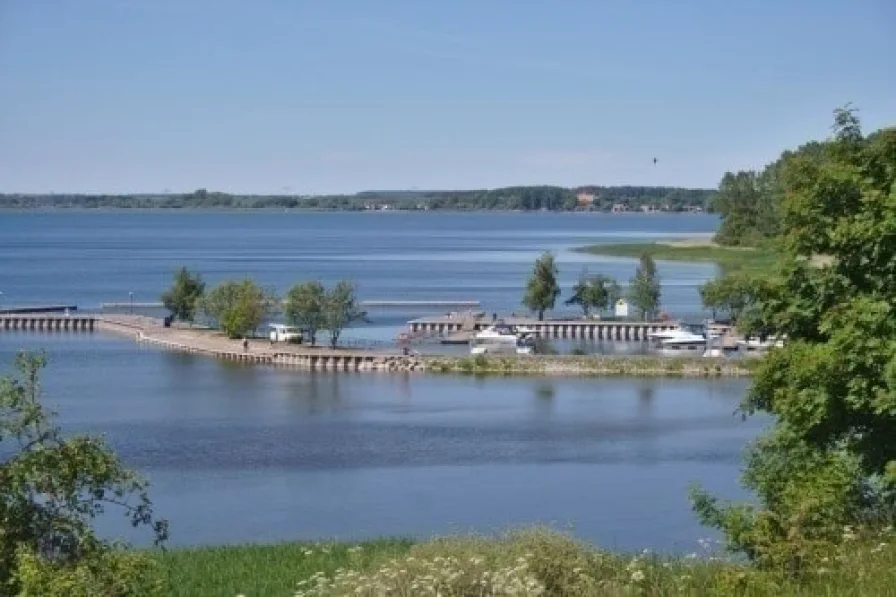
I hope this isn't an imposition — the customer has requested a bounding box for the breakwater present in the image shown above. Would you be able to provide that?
[1,313,752,377]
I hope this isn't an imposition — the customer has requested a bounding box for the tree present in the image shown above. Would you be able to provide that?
[627,253,661,321]
[522,252,560,321]
[691,109,896,572]
[0,352,167,596]
[200,279,275,339]
[285,281,326,346]
[323,281,364,349]
[699,272,754,323]
[565,271,620,317]
[160,267,205,323]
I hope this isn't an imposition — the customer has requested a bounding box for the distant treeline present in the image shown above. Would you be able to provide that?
[0,185,716,212]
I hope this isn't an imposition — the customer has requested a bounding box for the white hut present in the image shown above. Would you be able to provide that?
[614,298,630,318]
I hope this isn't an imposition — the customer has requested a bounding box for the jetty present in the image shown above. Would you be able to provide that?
[0,312,751,377]
[0,312,414,372]
[408,315,679,341]
[1,313,95,331]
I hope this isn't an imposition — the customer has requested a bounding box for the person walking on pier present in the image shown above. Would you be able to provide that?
[242,338,249,352]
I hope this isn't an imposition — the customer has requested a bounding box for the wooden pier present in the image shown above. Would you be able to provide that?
[408,315,679,341]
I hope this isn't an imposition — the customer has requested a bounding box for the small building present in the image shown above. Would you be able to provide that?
[614,299,630,318]
[576,192,595,207]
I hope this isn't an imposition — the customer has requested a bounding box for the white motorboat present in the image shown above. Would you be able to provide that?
[470,324,536,355]
[647,329,707,355]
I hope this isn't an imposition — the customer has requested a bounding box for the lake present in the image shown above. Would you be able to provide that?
[0,211,764,553]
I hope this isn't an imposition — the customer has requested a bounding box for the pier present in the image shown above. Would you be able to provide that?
[1,314,95,331]
[99,300,481,310]
[408,315,680,341]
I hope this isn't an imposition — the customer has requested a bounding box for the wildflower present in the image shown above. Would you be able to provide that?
[631,569,646,582]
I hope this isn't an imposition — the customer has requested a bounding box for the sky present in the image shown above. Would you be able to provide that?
[0,0,894,195]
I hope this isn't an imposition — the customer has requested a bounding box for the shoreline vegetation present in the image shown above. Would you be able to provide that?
[576,239,777,273]
[0,185,715,212]
[155,527,896,597]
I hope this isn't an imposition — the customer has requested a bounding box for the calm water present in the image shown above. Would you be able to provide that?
[0,211,764,552]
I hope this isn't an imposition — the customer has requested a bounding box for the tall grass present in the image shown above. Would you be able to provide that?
[157,539,412,597]
[575,242,777,274]
[155,527,896,596]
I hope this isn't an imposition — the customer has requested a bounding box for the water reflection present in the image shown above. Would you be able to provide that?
[1,334,764,552]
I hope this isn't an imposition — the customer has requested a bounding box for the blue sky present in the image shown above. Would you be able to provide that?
[0,0,893,194]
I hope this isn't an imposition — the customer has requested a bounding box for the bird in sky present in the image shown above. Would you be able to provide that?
[653,157,658,165]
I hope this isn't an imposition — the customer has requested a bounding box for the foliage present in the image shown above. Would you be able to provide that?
[565,271,620,317]
[158,539,412,597]
[14,546,164,597]
[160,267,205,323]
[159,526,896,596]
[713,137,828,246]
[0,352,167,596]
[577,242,778,275]
[323,281,364,349]
[200,278,276,339]
[692,109,896,573]
[0,185,716,212]
[699,272,757,323]
[627,253,661,320]
[285,281,327,345]
[522,252,560,321]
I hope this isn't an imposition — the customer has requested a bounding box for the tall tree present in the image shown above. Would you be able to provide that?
[627,253,661,321]
[565,271,620,317]
[160,267,205,323]
[0,352,167,595]
[201,279,275,339]
[522,252,560,321]
[323,281,364,349]
[699,272,754,323]
[284,281,326,346]
[692,109,896,571]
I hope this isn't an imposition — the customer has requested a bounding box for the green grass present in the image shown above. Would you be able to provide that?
[156,538,412,597]
[576,242,778,274]
[153,527,896,596]
[423,354,755,377]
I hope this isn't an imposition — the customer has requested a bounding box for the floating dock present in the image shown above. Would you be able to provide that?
[408,315,679,341]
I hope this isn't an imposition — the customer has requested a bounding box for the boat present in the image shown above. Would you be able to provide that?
[647,329,707,355]
[469,324,536,355]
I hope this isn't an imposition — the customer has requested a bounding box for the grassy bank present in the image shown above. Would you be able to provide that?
[423,354,755,377]
[576,241,777,273]
[154,527,896,596]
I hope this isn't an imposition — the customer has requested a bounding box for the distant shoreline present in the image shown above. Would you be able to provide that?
[0,206,716,215]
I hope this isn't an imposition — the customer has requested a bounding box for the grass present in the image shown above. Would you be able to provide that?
[152,527,896,596]
[424,354,755,377]
[576,241,778,274]
[157,538,413,597]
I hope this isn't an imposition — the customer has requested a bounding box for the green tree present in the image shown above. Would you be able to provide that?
[284,281,326,346]
[627,253,661,321]
[201,279,275,339]
[160,267,205,323]
[522,252,560,321]
[699,272,755,323]
[565,271,620,317]
[0,352,167,596]
[691,109,896,572]
[323,281,364,349]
